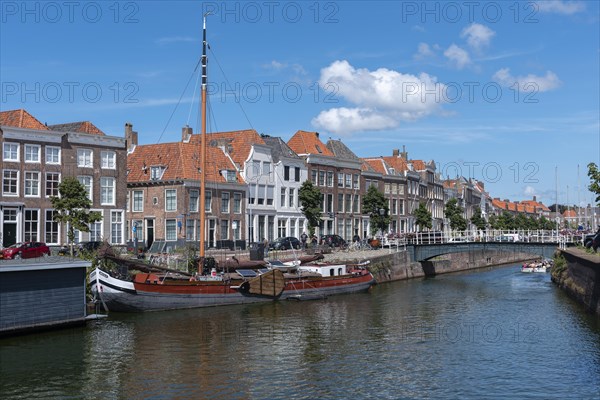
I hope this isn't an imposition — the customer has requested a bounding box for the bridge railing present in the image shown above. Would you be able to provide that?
[396,230,576,245]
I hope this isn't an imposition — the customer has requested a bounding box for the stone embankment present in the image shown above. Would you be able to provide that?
[552,248,600,315]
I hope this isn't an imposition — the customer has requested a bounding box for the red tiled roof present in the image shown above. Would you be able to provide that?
[0,109,49,130]
[363,158,387,174]
[287,130,334,157]
[520,199,551,212]
[189,129,263,167]
[128,140,239,184]
[563,209,576,218]
[410,160,426,170]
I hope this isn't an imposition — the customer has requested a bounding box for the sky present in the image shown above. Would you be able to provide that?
[1,0,599,207]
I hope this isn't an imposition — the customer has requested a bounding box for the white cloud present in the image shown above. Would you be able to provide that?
[460,23,495,51]
[524,185,537,197]
[311,60,446,134]
[493,68,562,92]
[444,44,471,69]
[263,60,307,75]
[414,42,434,60]
[155,36,196,45]
[536,0,585,14]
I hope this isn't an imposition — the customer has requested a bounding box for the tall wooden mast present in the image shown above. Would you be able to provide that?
[199,13,209,258]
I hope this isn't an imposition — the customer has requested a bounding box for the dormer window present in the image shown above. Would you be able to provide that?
[221,169,237,183]
[151,166,165,180]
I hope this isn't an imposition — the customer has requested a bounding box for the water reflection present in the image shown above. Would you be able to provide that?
[1,264,599,399]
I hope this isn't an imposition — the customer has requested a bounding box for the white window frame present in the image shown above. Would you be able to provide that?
[233,192,242,214]
[45,209,59,245]
[110,210,124,244]
[101,151,116,169]
[45,172,61,198]
[2,169,19,196]
[132,190,144,212]
[165,189,177,212]
[24,209,40,242]
[189,189,199,213]
[77,148,93,168]
[78,176,93,201]
[221,192,230,213]
[45,146,61,164]
[100,177,115,205]
[165,219,177,240]
[3,143,19,162]
[24,144,41,163]
[89,210,104,241]
[24,171,40,197]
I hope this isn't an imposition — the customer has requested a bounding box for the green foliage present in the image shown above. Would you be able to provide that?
[470,206,487,231]
[362,185,390,236]
[588,163,600,206]
[444,198,467,231]
[50,177,102,256]
[298,180,322,237]
[413,202,432,231]
[538,216,554,230]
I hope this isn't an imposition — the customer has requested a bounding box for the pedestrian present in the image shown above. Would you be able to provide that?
[263,237,269,257]
[300,232,308,249]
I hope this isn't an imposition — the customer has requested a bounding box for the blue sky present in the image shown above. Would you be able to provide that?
[1,1,599,207]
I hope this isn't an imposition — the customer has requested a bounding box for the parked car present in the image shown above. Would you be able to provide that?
[1,242,51,260]
[269,236,301,250]
[320,234,347,248]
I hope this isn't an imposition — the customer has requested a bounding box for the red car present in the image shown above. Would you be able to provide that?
[1,242,51,260]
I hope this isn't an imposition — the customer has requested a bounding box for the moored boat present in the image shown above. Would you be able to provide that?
[521,259,553,273]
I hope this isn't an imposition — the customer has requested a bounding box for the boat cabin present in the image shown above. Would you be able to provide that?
[298,264,347,277]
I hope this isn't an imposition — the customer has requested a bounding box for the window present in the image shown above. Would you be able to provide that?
[327,194,333,213]
[205,190,212,212]
[232,219,241,240]
[295,167,300,182]
[151,166,164,180]
[252,160,261,176]
[290,219,296,238]
[46,146,60,164]
[25,144,40,163]
[288,188,295,208]
[319,170,325,186]
[100,177,115,205]
[186,219,195,240]
[248,185,256,205]
[111,211,124,244]
[24,209,39,242]
[327,171,334,187]
[385,183,390,194]
[338,172,344,188]
[284,166,290,181]
[89,218,103,241]
[45,172,60,197]
[281,188,286,208]
[165,189,177,211]
[3,143,19,161]
[166,219,177,240]
[3,170,18,196]
[257,185,265,205]
[45,210,59,244]
[311,170,317,183]
[233,192,242,213]
[266,186,274,206]
[353,195,360,213]
[263,162,271,176]
[77,149,93,167]
[220,220,229,240]
[391,199,398,215]
[221,192,230,213]
[133,190,144,212]
[278,219,286,237]
[353,174,359,189]
[345,174,352,188]
[346,194,352,214]
[338,193,344,212]
[24,172,40,197]
[78,176,92,201]
[189,190,199,213]
[101,151,116,169]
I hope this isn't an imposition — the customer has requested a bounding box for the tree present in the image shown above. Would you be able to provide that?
[470,206,487,231]
[588,162,600,206]
[50,177,102,256]
[444,198,467,231]
[497,211,516,230]
[538,216,554,230]
[413,202,432,231]
[298,180,322,237]
[362,185,390,236]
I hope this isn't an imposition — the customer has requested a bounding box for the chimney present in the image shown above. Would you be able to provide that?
[392,149,399,157]
[315,131,319,138]
[400,145,408,160]
[533,195,537,202]
[182,125,192,142]
[125,122,138,151]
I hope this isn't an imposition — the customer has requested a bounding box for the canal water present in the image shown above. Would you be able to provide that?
[1,263,599,399]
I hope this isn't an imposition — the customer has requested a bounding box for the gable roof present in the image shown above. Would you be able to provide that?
[189,129,263,167]
[127,140,239,184]
[0,109,49,130]
[326,139,360,161]
[49,121,105,135]
[262,136,300,163]
[287,130,334,157]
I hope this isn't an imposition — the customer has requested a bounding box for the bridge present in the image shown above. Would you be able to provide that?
[406,241,560,262]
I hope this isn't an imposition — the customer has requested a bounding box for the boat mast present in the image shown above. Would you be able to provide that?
[199,13,209,259]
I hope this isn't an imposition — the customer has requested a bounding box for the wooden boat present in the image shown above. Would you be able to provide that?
[280,261,375,300]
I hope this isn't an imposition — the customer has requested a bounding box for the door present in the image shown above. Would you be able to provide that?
[208,219,216,248]
[146,218,154,250]
[3,223,17,247]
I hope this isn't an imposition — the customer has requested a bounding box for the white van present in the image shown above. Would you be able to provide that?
[497,234,521,242]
